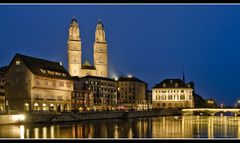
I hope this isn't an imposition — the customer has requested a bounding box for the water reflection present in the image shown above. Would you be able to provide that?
[0,116,240,138]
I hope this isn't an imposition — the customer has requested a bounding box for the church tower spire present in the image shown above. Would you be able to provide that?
[67,17,82,77]
[94,20,108,77]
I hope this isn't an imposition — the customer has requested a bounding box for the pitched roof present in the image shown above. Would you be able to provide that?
[81,60,96,70]
[12,53,72,80]
[75,75,115,82]
[118,76,147,84]
[153,79,190,88]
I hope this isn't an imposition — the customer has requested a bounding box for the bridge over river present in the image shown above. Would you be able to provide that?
[182,108,240,116]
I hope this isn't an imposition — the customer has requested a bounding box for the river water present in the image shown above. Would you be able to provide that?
[0,115,240,139]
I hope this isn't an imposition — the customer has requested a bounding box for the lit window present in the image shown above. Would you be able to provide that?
[55,72,61,76]
[48,71,54,75]
[57,96,62,100]
[163,83,166,88]
[45,80,48,85]
[40,69,46,74]
[175,83,178,87]
[99,58,103,63]
[180,95,185,100]
[67,82,71,88]
[53,81,56,86]
[36,78,40,85]
[59,81,64,87]
[74,57,77,62]
[16,60,20,65]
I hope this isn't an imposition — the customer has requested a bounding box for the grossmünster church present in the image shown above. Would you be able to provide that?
[67,17,108,78]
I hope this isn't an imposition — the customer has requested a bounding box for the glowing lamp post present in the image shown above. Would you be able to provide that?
[220,103,224,108]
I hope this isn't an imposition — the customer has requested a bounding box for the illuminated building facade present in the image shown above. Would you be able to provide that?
[74,75,117,111]
[117,76,148,110]
[0,66,7,112]
[67,17,108,78]
[4,53,73,112]
[72,76,94,111]
[152,79,194,109]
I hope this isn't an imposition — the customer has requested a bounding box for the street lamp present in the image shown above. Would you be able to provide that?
[220,103,224,108]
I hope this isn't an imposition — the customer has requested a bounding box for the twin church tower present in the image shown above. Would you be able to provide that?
[67,17,108,78]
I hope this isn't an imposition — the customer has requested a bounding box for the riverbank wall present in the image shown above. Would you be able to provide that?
[0,109,181,124]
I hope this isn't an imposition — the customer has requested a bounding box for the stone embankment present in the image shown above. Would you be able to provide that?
[24,109,181,124]
[0,109,181,124]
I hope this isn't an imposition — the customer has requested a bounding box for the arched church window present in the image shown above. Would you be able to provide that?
[99,58,103,63]
[74,57,77,62]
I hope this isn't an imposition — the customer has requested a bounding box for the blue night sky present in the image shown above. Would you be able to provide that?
[0,4,240,106]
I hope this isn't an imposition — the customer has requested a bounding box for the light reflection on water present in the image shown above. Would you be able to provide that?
[0,116,240,138]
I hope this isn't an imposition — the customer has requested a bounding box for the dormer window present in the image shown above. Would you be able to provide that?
[175,83,178,87]
[16,60,20,65]
[40,69,46,74]
[47,70,54,75]
[170,80,173,84]
[163,83,166,88]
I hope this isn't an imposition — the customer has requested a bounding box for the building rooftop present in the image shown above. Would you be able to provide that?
[9,53,72,80]
[73,75,115,82]
[153,79,190,88]
[96,20,104,29]
[81,61,96,70]
[118,76,147,84]
[70,17,78,27]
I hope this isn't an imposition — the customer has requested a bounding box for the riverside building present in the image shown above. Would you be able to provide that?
[152,79,194,109]
[0,66,7,112]
[73,75,117,111]
[117,76,148,110]
[4,53,74,112]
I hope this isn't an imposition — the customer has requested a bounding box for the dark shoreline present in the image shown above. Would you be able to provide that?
[0,109,182,125]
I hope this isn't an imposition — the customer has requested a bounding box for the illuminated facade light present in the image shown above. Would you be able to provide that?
[34,103,39,106]
[128,75,132,78]
[19,114,25,121]
[43,103,46,106]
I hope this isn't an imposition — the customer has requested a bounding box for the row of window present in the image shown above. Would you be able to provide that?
[155,90,185,93]
[85,81,116,87]
[40,69,66,77]
[119,83,137,86]
[33,94,70,100]
[96,94,116,99]
[119,91,136,96]
[35,78,72,88]
[91,86,116,92]
[119,87,135,91]
[95,99,117,104]
[119,95,136,100]
[155,94,191,100]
